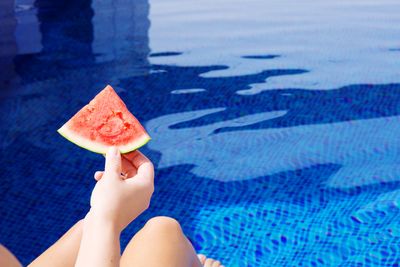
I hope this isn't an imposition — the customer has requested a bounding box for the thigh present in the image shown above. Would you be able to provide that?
[120,217,202,267]
[28,220,83,267]
[0,244,22,267]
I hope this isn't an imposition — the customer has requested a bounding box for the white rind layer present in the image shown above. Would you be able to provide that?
[57,124,151,154]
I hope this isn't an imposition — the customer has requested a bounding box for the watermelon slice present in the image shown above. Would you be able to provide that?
[58,85,150,154]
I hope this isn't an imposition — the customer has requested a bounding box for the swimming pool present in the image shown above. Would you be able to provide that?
[1,0,400,265]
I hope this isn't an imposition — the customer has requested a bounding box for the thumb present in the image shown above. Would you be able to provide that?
[104,146,121,177]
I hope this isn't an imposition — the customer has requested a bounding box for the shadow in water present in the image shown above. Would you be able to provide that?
[124,161,400,259]
[242,54,280,59]
[149,51,182,57]
[122,63,400,131]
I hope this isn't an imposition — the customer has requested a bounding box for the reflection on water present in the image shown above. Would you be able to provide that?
[147,109,400,186]
[0,1,18,91]
[149,0,400,91]
[0,0,400,265]
[92,0,150,77]
[15,1,41,55]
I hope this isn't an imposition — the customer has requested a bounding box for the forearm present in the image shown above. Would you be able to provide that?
[75,212,121,267]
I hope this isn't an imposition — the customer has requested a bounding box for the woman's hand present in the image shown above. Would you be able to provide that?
[89,146,154,232]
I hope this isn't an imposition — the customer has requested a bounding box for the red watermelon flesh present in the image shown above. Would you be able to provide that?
[58,85,150,154]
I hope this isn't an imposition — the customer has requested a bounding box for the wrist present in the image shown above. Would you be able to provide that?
[85,209,122,234]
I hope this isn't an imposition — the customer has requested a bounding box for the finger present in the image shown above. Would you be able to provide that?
[100,155,136,180]
[124,151,154,182]
[125,163,154,187]
[197,254,206,265]
[130,159,154,184]
[123,150,149,169]
[104,146,122,178]
[121,153,135,168]
[101,151,130,179]
[212,260,221,267]
[121,156,137,177]
[204,258,214,267]
[94,171,104,181]
[136,156,154,182]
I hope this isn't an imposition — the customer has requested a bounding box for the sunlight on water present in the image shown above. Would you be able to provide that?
[149,0,400,91]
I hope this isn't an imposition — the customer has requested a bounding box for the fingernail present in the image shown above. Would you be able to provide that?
[109,146,118,156]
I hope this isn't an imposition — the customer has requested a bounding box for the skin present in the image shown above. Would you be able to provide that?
[75,146,155,267]
[2,148,223,267]
[0,245,22,267]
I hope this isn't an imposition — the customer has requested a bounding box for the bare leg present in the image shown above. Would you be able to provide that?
[0,244,22,267]
[27,216,222,267]
[28,220,83,267]
[120,216,223,267]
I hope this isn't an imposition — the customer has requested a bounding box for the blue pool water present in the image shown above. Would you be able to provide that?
[1,0,400,265]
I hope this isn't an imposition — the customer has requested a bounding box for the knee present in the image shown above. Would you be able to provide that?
[76,219,84,227]
[74,219,84,232]
[143,216,182,235]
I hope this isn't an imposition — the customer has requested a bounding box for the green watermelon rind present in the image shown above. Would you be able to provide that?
[57,125,151,154]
